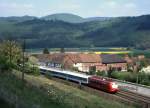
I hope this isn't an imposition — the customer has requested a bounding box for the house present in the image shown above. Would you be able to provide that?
[50,53,103,73]
[35,53,66,68]
[35,53,127,73]
[34,54,51,66]
[35,53,103,72]
[100,54,127,71]
[69,54,102,72]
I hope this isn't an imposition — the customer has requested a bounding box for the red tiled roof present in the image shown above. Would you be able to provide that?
[78,54,101,63]
[34,54,52,62]
[35,53,101,63]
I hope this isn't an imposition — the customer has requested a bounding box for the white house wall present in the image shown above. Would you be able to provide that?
[73,63,89,72]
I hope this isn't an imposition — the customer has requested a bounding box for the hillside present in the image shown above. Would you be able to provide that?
[0,14,150,49]
[80,15,150,49]
[0,15,36,22]
[41,13,84,23]
[41,13,110,23]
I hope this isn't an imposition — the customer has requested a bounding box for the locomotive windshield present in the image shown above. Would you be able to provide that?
[111,82,118,89]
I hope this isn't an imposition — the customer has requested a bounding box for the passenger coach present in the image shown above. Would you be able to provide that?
[39,66,90,84]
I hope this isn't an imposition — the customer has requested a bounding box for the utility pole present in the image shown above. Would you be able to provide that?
[7,37,13,66]
[9,40,12,65]
[22,39,25,82]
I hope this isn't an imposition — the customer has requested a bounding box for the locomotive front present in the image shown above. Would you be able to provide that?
[108,82,119,93]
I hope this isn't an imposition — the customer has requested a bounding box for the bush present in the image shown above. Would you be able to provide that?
[128,73,136,82]
[89,66,96,75]
[111,71,150,86]
[140,80,150,86]
[0,56,13,72]
[138,72,150,86]
[19,64,40,76]
[32,66,40,76]
[111,71,137,82]
[96,71,106,77]
[43,48,50,54]
[89,70,96,75]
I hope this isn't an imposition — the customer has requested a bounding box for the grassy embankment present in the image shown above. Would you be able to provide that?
[0,98,14,108]
[0,70,137,108]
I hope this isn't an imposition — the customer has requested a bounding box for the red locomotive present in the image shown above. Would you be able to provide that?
[88,76,119,93]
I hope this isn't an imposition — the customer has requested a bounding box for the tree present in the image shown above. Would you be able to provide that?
[0,55,11,71]
[0,40,22,71]
[60,47,65,53]
[96,70,106,76]
[127,63,133,72]
[107,66,114,77]
[89,66,96,75]
[28,56,39,74]
[43,48,49,54]
[140,59,149,68]
[29,56,38,66]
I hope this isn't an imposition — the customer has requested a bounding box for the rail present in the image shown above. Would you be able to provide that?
[117,90,150,108]
[48,76,145,107]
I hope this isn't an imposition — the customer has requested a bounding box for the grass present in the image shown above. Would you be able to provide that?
[26,47,129,54]
[0,71,137,108]
[0,98,14,108]
[0,72,67,108]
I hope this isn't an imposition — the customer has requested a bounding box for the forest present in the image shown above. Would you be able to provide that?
[0,14,150,49]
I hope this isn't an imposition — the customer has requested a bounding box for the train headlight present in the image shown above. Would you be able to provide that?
[112,82,118,89]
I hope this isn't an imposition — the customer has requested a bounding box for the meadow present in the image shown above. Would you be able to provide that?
[0,71,137,108]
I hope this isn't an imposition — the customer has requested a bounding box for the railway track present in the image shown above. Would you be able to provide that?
[117,91,150,108]
[46,76,149,107]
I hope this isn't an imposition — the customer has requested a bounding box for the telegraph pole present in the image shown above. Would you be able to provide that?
[22,39,25,82]
[9,40,12,65]
[7,37,13,66]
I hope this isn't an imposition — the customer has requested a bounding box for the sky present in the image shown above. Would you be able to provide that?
[0,0,150,17]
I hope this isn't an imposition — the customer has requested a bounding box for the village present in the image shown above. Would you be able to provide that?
[33,48,149,78]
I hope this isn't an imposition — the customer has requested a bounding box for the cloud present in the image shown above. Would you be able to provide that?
[0,2,35,16]
[0,0,149,17]
[58,4,80,10]
[107,1,118,8]
[55,1,81,11]
[94,1,138,17]
[124,3,137,8]
[0,3,34,9]
[103,1,137,9]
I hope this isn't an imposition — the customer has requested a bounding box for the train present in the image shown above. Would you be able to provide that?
[39,66,119,93]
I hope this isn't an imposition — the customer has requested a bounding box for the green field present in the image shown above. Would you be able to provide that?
[26,47,129,54]
[26,47,150,58]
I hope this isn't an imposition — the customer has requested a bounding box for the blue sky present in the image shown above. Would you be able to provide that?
[0,0,150,17]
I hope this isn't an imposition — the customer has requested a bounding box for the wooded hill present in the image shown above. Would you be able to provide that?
[0,14,150,49]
